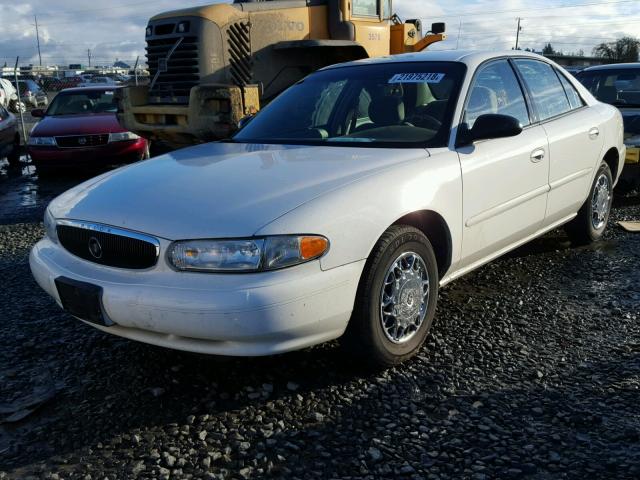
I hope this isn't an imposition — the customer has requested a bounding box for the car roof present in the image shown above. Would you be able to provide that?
[581,63,640,72]
[322,49,547,71]
[58,86,122,93]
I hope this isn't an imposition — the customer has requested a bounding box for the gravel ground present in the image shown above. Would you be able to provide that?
[0,170,639,479]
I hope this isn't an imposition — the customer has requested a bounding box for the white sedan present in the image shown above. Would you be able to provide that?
[30,51,625,366]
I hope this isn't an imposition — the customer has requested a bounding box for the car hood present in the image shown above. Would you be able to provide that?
[31,113,124,137]
[49,142,427,240]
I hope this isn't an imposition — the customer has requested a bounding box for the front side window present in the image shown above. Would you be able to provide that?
[353,0,379,17]
[233,62,466,148]
[514,59,571,121]
[463,59,530,129]
[46,91,117,116]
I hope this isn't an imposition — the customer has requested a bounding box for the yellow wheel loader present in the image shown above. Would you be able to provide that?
[117,0,446,148]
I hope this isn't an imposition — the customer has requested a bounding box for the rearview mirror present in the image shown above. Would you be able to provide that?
[463,114,522,145]
[31,108,45,118]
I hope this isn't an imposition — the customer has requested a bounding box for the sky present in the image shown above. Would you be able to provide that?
[0,0,639,67]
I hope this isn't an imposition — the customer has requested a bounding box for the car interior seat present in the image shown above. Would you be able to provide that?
[597,85,619,104]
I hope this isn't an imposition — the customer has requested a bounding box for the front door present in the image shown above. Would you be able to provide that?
[457,59,550,268]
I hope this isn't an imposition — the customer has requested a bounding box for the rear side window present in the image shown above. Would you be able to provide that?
[463,59,530,129]
[556,71,584,110]
[514,59,571,121]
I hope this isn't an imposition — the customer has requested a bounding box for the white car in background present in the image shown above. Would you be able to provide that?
[0,78,20,111]
[30,51,624,366]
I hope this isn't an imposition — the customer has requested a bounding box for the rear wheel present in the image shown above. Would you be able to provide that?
[341,225,439,368]
[565,162,613,245]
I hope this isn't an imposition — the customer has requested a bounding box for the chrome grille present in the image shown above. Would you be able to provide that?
[55,134,109,148]
[57,221,159,270]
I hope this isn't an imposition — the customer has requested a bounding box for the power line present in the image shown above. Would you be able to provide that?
[430,0,638,19]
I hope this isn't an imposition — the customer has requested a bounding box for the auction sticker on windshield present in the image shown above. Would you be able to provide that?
[389,73,445,84]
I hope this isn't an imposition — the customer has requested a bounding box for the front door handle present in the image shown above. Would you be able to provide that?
[530,148,545,163]
[589,127,600,139]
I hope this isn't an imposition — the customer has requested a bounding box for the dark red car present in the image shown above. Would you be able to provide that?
[28,87,148,171]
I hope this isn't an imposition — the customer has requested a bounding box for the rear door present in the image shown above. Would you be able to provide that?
[457,59,550,267]
[513,59,604,225]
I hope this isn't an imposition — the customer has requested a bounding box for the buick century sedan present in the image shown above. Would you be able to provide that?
[30,51,625,366]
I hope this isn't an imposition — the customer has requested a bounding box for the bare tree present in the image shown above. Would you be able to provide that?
[593,37,640,63]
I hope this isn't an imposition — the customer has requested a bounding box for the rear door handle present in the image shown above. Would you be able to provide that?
[530,148,545,163]
[589,127,600,139]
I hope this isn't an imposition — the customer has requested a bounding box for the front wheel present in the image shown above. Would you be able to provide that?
[341,225,439,368]
[565,162,613,245]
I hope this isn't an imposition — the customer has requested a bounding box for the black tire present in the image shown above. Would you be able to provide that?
[565,162,613,245]
[341,225,439,368]
[7,134,20,167]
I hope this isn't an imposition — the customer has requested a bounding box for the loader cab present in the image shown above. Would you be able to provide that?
[340,0,393,57]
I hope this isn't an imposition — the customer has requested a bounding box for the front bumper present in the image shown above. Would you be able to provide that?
[30,237,364,356]
[28,139,147,166]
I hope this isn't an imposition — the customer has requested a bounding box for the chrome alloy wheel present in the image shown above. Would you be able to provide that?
[379,252,430,344]
[591,173,611,230]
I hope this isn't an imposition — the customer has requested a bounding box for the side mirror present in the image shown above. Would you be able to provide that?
[431,22,446,35]
[238,114,255,130]
[31,108,45,118]
[461,114,522,145]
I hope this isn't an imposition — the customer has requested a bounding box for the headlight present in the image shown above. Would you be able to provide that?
[177,21,190,33]
[168,235,329,272]
[109,132,140,142]
[146,26,152,36]
[28,136,56,146]
[44,208,58,243]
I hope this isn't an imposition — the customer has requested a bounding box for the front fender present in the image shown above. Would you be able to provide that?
[254,148,463,274]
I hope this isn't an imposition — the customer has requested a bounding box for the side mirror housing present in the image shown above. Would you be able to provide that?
[431,22,446,35]
[31,108,45,118]
[459,114,522,146]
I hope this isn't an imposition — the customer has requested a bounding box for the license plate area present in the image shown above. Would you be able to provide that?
[55,277,112,326]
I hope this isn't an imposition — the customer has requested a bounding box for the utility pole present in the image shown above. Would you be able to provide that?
[455,19,463,50]
[87,49,92,67]
[514,17,522,50]
[34,16,42,67]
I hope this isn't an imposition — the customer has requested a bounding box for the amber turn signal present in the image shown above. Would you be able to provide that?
[300,236,329,260]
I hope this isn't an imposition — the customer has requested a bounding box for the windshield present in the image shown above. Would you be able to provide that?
[576,68,640,107]
[46,90,117,116]
[233,62,466,148]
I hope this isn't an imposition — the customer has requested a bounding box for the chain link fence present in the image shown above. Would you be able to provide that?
[0,57,149,149]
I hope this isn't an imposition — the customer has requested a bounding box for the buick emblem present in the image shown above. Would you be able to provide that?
[88,237,103,259]
[78,137,87,145]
